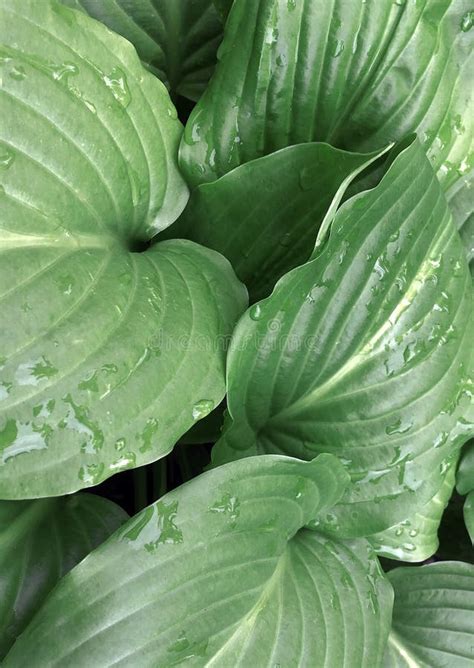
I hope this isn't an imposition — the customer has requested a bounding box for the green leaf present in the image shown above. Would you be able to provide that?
[179,0,473,263]
[62,0,223,101]
[369,465,456,563]
[447,168,474,276]
[4,454,393,668]
[163,142,388,302]
[0,0,247,498]
[457,440,474,495]
[384,561,474,667]
[465,491,474,543]
[213,138,474,537]
[213,0,233,22]
[0,493,127,658]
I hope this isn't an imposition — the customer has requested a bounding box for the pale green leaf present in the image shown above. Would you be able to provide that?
[0,493,127,658]
[384,561,474,668]
[4,454,393,667]
[369,465,456,563]
[61,0,223,101]
[213,138,474,537]
[0,0,247,498]
[179,0,473,264]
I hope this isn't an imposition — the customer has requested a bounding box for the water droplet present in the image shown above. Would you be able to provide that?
[287,0,296,10]
[408,529,418,538]
[15,356,58,386]
[109,452,136,471]
[333,39,345,58]
[167,631,208,663]
[460,10,473,31]
[385,418,412,436]
[0,146,14,170]
[139,417,160,453]
[9,64,26,80]
[192,399,214,421]
[115,437,126,451]
[209,493,240,523]
[395,527,403,537]
[60,394,104,454]
[167,105,178,119]
[145,501,183,551]
[249,304,263,320]
[79,462,105,485]
[102,67,131,107]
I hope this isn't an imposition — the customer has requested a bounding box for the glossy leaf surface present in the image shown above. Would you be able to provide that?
[164,143,386,301]
[62,0,223,101]
[384,562,474,667]
[457,440,474,543]
[369,466,455,563]
[180,0,473,269]
[214,138,474,536]
[465,492,474,543]
[0,0,247,498]
[0,493,127,658]
[4,454,393,667]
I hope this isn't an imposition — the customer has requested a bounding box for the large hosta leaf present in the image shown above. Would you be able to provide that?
[180,0,473,263]
[0,0,247,498]
[457,440,474,542]
[384,562,474,667]
[369,465,456,563]
[4,454,393,667]
[0,493,127,658]
[213,138,474,536]
[163,143,387,302]
[63,0,223,101]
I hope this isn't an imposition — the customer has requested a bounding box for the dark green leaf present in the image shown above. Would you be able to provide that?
[164,142,387,301]
[457,440,474,495]
[4,454,393,668]
[213,138,473,536]
[384,561,474,667]
[0,0,247,498]
[465,492,474,543]
[0,493,127,658]
[62,0,223,101]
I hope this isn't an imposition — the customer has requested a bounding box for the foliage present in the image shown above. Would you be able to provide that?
[1,0,473,665]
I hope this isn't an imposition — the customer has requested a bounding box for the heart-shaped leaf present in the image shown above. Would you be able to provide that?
[179,0,473,266]
[3,454,394,668]
[369,465,455,563]
[0,493,127,658]
[62,0,223,101]
[163,142,388,302]
[384,561,474,667]
[213,137,474,536]
[0,0,247,498]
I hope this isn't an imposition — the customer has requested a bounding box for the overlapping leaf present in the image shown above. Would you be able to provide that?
[181,0,472,186]
[0,493,127,658]
[62,0,223,101]
[369,465,455,563]
[384,562,474,667]
[213,138,473,537]
[4,454,393,667]
[163,143,387,301]
[457,440,474,542]
[0,0,247,499]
